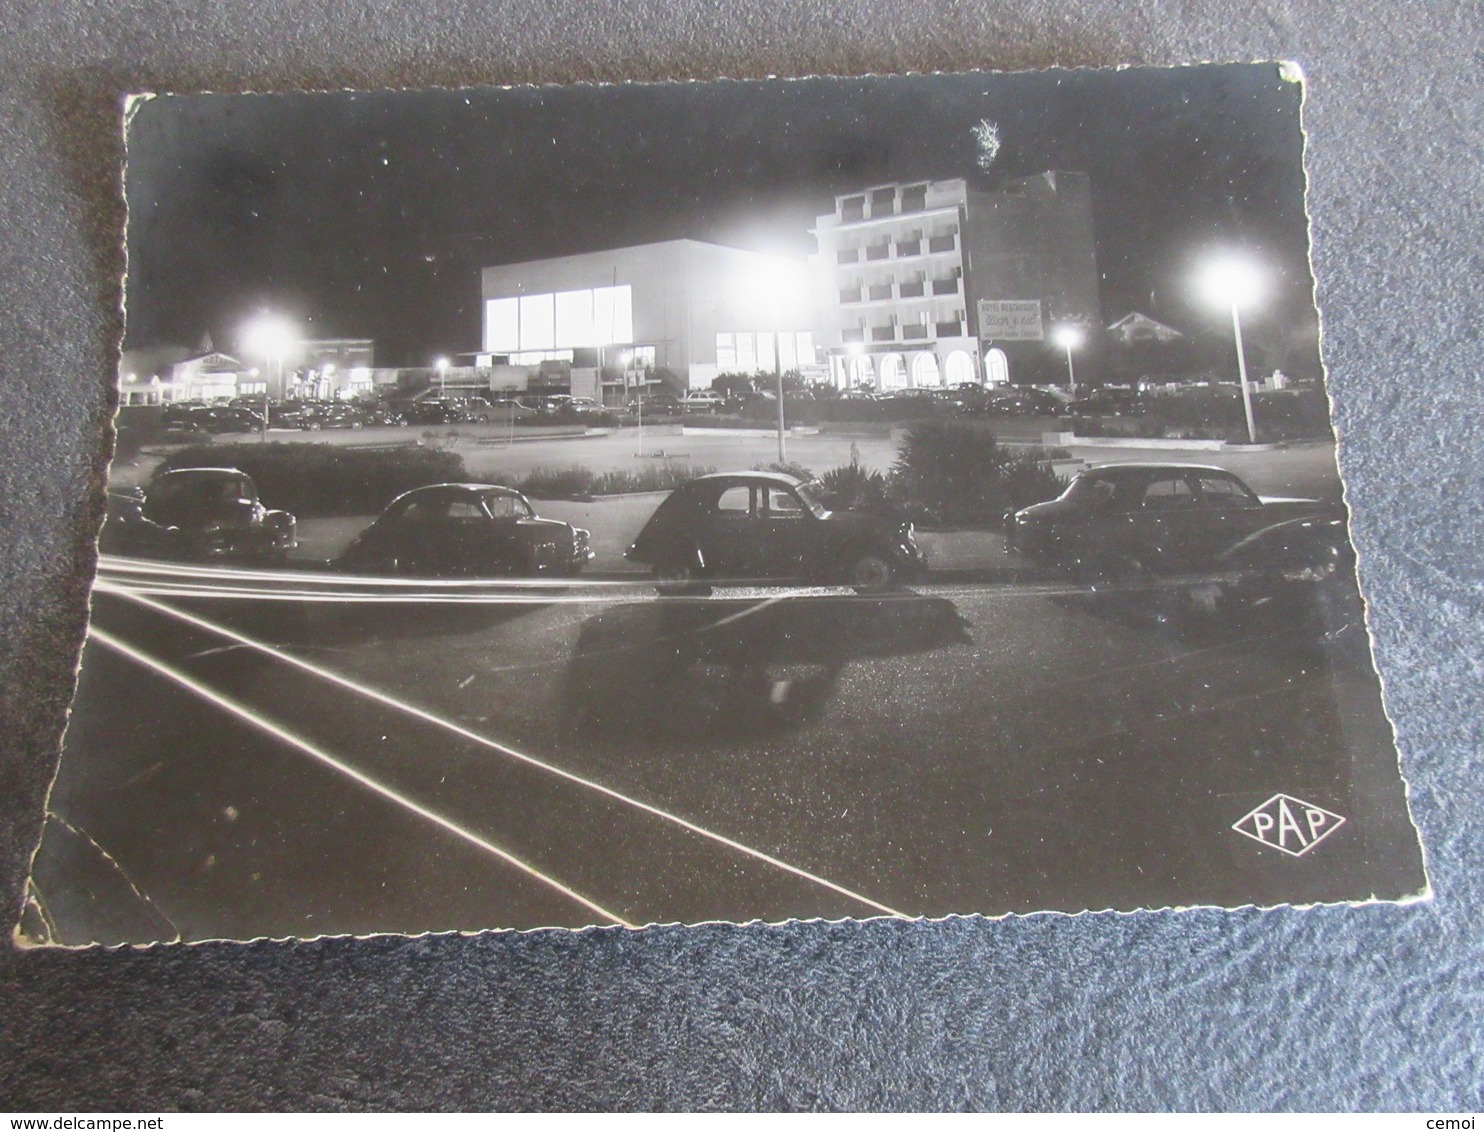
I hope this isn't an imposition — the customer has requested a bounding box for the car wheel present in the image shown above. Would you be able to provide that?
[847,551,896,592]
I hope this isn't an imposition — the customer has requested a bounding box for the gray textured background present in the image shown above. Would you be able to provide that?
[1,0,1480,1111]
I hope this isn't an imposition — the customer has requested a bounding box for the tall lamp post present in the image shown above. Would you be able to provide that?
[435,356,450,399]
[749,258,808,465]
[1051,325,1083,398]
[1198,256,1264,444]
[242,314,297,442]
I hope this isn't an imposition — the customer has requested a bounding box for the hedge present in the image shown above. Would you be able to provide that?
[892,421,1066,526]
[155,442,467,517]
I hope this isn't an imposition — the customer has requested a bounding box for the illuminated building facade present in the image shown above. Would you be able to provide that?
[812,172,1100,389]
[478,239,815,399]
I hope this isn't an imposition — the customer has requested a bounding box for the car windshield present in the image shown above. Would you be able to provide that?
[1061,474,1117,504]
[481,490,533,519]
[794,481,831,518]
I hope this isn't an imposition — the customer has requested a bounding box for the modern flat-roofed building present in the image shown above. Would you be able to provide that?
[812,172,1100,389]
[477,239,816,400]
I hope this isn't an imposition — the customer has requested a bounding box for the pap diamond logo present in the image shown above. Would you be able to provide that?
[1233,794,1346,857]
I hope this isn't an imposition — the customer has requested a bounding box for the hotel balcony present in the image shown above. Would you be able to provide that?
[931,277,961,296]
[928,233,957,254]
[898,281,926,298]
[870,326,896,342]
[864,242,891,261]
[837,247,861,264]
[895,238,922,257]
[841,327,866,343]
[840,287,863,304]
[902,325,930,341]
[936,320,967,338]
[867,283,894,301]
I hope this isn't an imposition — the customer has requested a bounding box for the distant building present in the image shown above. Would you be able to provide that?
[118,350,262,404]
[290,338,376,400]
[1107,311,1184,345]
[812,172,1101,389]
[477,239,816,400]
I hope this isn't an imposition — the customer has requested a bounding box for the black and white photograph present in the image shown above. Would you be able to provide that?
[19,63,1428,945]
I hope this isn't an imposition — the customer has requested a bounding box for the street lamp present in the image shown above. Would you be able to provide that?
[1051,325,1083,397]
[1198,255,1264,443]
[746,258,810,464]
[435,356,450,398]
[242,314,297,440]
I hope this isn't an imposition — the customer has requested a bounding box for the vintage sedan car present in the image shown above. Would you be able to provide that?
[334,483,593,578]
[1005,463,1334,580]
[626,471,926,590]
[100,467,297,563]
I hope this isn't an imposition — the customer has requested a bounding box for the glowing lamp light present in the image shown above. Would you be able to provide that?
[1051,325,1084,352]
[1198,256,1264,310]
[241,314,297,361]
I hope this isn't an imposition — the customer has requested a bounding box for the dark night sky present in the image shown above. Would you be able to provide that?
[124,64,1318,369]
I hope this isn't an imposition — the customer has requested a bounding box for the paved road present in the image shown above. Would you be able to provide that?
[27,562,1424,945]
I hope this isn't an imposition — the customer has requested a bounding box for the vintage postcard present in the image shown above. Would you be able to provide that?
[19,64,1427,945]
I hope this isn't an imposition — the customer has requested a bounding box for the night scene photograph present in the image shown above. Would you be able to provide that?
[20,64,1427,945]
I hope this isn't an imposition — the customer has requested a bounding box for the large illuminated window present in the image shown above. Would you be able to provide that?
[555,289,594,346]
[486,298,520,352]
[486,285,633,353]
[716,331,816,373]
[520,294,555,351]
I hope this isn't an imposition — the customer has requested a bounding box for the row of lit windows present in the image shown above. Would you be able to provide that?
[484,286,635,353]
[715,331,816,373]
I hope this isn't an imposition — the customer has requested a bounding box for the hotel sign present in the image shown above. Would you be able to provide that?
[977,299,1044,341]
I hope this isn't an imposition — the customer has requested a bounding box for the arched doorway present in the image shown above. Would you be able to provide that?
[878,353,907,391]
[985,347,1010,386]
[944,350,975,385]
[911,352,941,388]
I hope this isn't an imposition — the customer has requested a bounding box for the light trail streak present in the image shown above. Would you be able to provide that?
[87,625,635,929]
[103,588,911,919]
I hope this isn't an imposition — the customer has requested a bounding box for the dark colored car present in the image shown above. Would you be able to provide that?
[626,471,926,590]
[309,403,366,429]
[977,387,1066,417]
[101,467,297,563]
[401,399,470,425]
[268,402,323,430]
[334,483,593,578]
[1005,463,1333,579]
[625,391,683,415]
[1067,388,1146,417]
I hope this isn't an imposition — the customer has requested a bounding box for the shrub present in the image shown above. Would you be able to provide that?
[155,442,467,517]
[892,421,1065,526]
[817,462,894,514]
[516,463,716,498]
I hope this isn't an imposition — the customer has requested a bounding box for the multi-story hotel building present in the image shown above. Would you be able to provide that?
[812,172,1101,389]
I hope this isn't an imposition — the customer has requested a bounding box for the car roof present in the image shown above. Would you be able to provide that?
[399,482,522,495]
[688,471,806,488]
[157,466,249,478]
[1082,463,1235,476]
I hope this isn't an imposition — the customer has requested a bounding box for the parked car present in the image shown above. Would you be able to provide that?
[1067,388,1146,417]
[1005,463,1334,580]
[100,467,297,563]
[333,483,593,578]
[269,402,323,430]
[681,390,727,414]
[977,388,1066,417]
[626,471,926,590]
[626,391,683,415]
[401,399,470,425]
[310,403,366,429]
